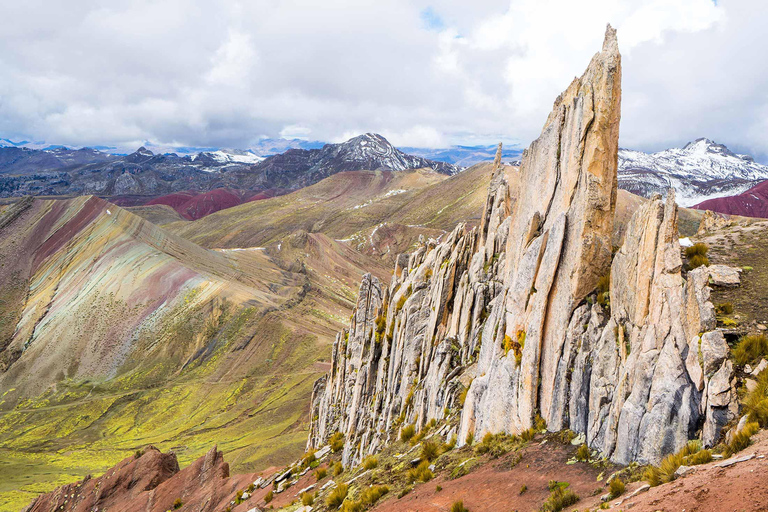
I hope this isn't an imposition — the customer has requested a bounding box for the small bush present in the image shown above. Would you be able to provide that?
[264,490,273,503]
[326,483,349,508]
[333,461,344,476]
[744,370,768,427]
[608,478,625,499]
[441,435,457,453]
[686,242,709,258]
[301,449,316,468]
[687,449,712,465]
[315,467,328,480]
[519,484,527,495]
[341,500,363,512]
[450,501,470,512]
[436,485,442,492]
[688,254,709,269]
[247,483,255,493]
[541,486,579,512]
[520,428,536,442]
[330,432,345,453]
[575,443,590,462]
[362,456,378,470]
[407,460,434,483]
[645,450,685,487]
[360,485,389,506]
[401,424,416,442]
[421,440,440,461]
[173,498,183,509]
[732,334,768,366]
[725,421,760,457]
[301,492,314,506]
[465,432,474,446]
[398,486,412,498]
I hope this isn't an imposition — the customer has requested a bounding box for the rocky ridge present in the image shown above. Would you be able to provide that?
[307,27,737,467]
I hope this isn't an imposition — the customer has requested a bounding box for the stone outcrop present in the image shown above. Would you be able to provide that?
[307,26,736,467]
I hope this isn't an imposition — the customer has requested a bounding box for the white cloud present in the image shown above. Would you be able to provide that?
[0,0,765,162]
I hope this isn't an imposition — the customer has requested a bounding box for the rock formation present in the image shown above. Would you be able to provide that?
[307,26,736,467]
[22,446,241,512]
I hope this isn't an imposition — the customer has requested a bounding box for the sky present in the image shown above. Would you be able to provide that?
[0,0,765,160]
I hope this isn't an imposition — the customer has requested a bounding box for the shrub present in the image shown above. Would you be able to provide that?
[359,485,389,506]
[407,460,434,483]
[398,486,412,498]
[575,443,590,462]
[326,483,349,508]
[520,427,536,442]
[330,432,345,453]
[450,501,470,512]
[436,485,443,492]
[401,424,416,442]
[173,498,183,509]
[725,421,760,457]
[247,483,255,493]
[333,461,344,476]
[301,449,316,468]
[315,467,328,480]
[644,450,685,487]
[534,415,547,431]
[421,440,440,461]
[301,492,314,506]
[732,334,768,366]
[264,490,273,503]
[519,484,527,495]
[465,432,474,446]
[341,500,363,512]
[744,370,768,427]
[441,435,457,453]
[541,486,579,512]
[608,478,625,499]
[686,242,709,258]
[687,449,712,465]
[362,455,378,470]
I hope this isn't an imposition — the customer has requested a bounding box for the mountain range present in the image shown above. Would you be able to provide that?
[618,138,768,206]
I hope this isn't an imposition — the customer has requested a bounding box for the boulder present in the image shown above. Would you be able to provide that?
[707,265,741,287]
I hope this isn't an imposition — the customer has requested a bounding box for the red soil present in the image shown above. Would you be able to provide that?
[694,180,768,218]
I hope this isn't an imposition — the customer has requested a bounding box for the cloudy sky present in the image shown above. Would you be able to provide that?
[0,0,765,160]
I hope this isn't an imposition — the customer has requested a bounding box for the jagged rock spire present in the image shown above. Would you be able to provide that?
[492,142,502,170]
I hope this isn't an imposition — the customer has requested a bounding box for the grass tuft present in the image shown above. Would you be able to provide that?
[608,478,625,499]
[326,483,349,508]
[362,455,378,470]
[401,424,416,442]
[732,334,768,366]
[450,501,470,512]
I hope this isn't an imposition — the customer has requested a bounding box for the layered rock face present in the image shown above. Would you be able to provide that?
[307,26,735,466]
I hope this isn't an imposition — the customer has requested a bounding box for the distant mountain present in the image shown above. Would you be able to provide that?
[400,143,523,167]
[245,133,460,191]
[618,138,768,206]
[0,134,460,211]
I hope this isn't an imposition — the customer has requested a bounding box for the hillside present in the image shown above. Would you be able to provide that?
[693,179,768,218]
[164,164,501,263]
[0,195,389,511]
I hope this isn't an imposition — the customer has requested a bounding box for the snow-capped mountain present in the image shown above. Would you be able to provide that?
[618,138,768,206]
[325,133,460,175]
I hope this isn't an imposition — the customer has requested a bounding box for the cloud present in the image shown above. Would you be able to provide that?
[0,0,764,161]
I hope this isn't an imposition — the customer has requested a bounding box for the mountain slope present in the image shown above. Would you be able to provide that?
[618,138,768,205]
[692,179,768,218]
[0,195,389,511]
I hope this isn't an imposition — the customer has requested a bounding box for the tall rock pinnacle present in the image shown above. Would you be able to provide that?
[308,26,733,467]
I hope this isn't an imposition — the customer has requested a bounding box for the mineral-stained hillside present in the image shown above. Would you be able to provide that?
[0,193,390,510]
[307,26,736,467]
